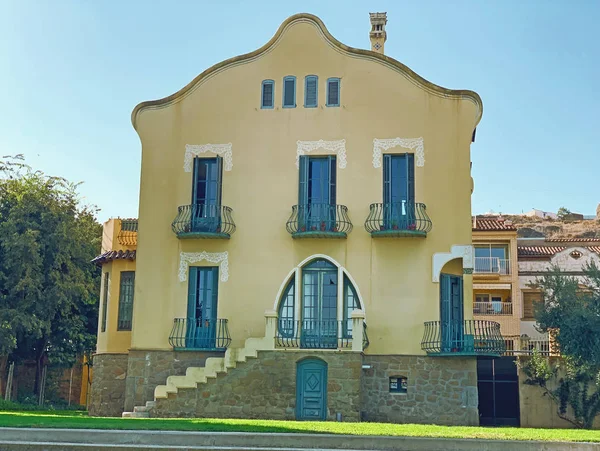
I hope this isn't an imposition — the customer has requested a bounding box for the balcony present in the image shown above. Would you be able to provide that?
[168,318,231,351]
[473,301,513,316]
[474,257,511,275]
[276,319,369,350]
[421,320,505,357]
[364,202,431,237]
[172,204,236,239]
[503,334,557,357]
[286,204,352,239]
[117,219,138,246]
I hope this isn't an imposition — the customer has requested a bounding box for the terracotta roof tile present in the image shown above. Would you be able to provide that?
[472,216,517,231]
[91,250,136,265]
[518,245,600,257]
[518,246,566,257]
[545,238,600,242]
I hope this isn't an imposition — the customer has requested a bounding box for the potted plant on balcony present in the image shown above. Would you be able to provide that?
[408,223,416,231]
[391,220,399,230]
[320,221,327,232]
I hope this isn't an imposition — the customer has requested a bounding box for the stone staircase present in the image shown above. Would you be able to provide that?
[121,336,272,418]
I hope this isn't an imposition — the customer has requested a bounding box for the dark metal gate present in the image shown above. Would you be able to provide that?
[477,356,520,426]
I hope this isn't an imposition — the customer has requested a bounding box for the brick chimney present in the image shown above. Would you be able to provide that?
[369,12,387,54]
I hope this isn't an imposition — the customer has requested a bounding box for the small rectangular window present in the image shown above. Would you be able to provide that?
[283,76,296,108]
[304,75,318,108]
[326,77,340,107]
[117,271,135,331]
[101,272,109,332]
[389,376,407,393]
[261,80,274,109]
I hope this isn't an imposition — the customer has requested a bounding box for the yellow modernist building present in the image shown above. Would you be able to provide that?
[90,13,500,424]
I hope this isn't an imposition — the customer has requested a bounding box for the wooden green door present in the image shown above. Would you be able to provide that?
[192,157,222,233]
[301,260,338,349]
[440,273,464,353]
[186,267,218,349]
[296,358,327,420]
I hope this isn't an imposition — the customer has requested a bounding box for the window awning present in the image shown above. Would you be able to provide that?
[473,283,511,290]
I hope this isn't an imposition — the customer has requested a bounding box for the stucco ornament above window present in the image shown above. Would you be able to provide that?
[296,140,347,169]
[179,251,229,282]
[184,144,233,172]
[372,138,425,168]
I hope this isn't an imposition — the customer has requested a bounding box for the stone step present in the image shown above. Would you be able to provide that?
[146,400,156,408]
[133,405,151,413]
[121,411,149,418]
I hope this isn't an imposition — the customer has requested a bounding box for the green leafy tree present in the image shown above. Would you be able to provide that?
[556,206,572,219]
[0,156,101,395]
[520,265,600,428]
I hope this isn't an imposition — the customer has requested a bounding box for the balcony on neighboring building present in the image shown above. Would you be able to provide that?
[503,334,558,357]
[421,320,505,357]
[117,219,138,246]
[171,204,236,239]
[365,202,432,237]
[474,257,511,275]
[473,301,513,316]
[286,204,352,238]
[168,318,231,351]
[276,319,369,350]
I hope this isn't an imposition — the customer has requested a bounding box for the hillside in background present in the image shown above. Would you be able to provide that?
[497,215,600,239]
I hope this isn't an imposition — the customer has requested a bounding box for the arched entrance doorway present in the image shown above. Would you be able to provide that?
[276,257,362,349]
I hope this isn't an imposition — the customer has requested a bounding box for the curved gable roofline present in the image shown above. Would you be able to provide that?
[131,13,483,130]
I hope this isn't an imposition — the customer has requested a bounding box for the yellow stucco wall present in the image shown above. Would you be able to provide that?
[127,14,481,355]
[96,258,136,354]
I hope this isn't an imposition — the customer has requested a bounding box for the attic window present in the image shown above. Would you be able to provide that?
[326,78,340,107]
[570,250,582,260]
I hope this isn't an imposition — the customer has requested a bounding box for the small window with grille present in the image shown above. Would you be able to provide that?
[389,376,408,393]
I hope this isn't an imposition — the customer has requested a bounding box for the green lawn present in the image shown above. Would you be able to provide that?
[0,410,598,442]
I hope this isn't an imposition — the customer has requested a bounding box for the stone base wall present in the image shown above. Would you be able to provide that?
[361,355,479,426]
[125,350,222,411]
[154,351,362,421]
[88,353,128,417]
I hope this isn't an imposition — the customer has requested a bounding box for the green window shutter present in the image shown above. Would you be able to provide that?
[406,153,415,204]
[101,272,109,332]
[261,80,274,108]
[283,76,296,108]
[298,155,309,205]
[187,267,198,319]
[326,78,340,107]
[215,156,223,207]
[117,271,135,331]
[304,75,318,107]
[328,156,336,205]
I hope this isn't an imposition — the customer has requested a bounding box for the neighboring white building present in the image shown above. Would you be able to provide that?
[517,237,600,338]
[525,209,558,220]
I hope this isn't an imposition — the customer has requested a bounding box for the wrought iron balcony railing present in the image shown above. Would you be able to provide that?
[364,202,432,237]
[286,204,352,238]
[421,320,505,357]
[117,219,138,246]
[474,257,510,275]
[473,302,513,315]
[276,319,368,350]
[168,318,231,351]
[172,204,236,239]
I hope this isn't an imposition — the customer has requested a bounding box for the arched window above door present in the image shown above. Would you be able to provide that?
[274,256,364,349]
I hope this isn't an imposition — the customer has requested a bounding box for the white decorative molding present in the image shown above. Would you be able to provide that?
[184,144,233,172]
[296,140,347,169]
[432,245,474,283]
[372,137,425,168]
[179,251,229,282]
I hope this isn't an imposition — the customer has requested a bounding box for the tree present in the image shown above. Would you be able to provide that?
[556,207,572,220]
[0,156,101,396]
[520,264,600,428]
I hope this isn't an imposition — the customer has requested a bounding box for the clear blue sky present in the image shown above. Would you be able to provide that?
[1,0,599,221]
